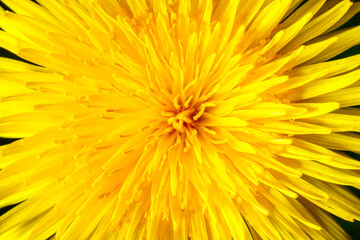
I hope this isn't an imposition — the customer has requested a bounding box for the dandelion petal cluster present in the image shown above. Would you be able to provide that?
[1,0,360,239]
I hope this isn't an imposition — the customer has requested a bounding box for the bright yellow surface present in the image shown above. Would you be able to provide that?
[0,0,360,239]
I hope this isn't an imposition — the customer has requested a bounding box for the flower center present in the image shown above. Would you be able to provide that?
[167,108,196,133]
[160,94,213,137]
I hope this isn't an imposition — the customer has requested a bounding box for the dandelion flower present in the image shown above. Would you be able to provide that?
[1,0,360,239]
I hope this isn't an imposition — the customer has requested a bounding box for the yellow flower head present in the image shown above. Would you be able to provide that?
[1,0,360,239]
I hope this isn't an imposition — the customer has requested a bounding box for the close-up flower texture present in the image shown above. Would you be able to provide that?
[1,0,360,239]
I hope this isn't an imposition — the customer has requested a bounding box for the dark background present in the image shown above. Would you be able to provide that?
[0,0,360,239]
